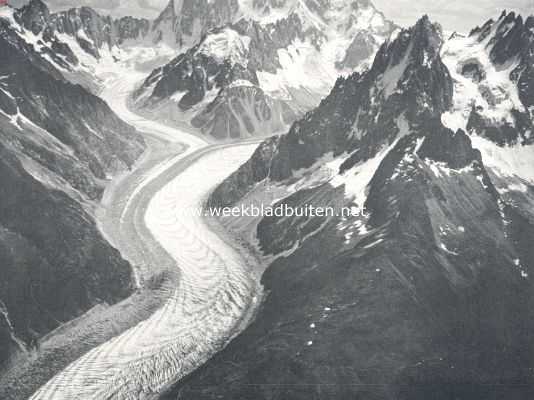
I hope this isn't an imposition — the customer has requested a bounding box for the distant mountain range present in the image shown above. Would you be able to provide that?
[133,0,396,139]
[3,0,396,140]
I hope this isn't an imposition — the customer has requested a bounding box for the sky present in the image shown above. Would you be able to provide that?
[373,0,534,33]
[6,0,534,33]
[7,0,167,18]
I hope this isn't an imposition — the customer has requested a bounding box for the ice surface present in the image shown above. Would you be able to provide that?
[30,75,259,400]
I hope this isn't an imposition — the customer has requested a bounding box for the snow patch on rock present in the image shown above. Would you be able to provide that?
[330,139,400,208]
[471,135,534,184]
[197,28,251,66]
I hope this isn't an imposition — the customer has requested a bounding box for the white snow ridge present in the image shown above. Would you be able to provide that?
[197,28,251,66]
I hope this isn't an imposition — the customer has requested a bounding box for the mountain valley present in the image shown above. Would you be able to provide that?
[0,1,533,399]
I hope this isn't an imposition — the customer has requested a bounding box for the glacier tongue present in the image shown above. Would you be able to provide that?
[29,75,261,399]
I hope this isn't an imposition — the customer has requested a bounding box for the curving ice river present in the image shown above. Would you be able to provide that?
[30,75,261,399]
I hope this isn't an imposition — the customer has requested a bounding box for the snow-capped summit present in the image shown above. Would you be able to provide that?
[439,10,534,193]
[150,0,393,48]
[197,27,251,65]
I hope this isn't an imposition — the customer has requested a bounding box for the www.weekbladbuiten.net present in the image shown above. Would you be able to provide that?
[179,203,368,218]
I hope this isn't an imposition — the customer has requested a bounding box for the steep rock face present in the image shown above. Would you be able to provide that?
[440,10,534,234]
[191,84,296,139]
[337,31,379,69]
[49,7,151,57]
[0,143,133,368]
[165,15,534,400]
[472,11,534,111]
[0,15,145,197]
[0,5,145,368]
[134,0,396,139]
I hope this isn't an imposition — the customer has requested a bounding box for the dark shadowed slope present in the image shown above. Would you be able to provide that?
[0,3,144,375]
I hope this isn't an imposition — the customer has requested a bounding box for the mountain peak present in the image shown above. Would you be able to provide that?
[417,14,431,25]
[152,0,241,46]
[371,15,446,82]
[413,14,444,51]
[138,0,395,138]
[19,0,49,16]
[155,0,176,20]
[470,10,534,66]
[15,0,50,34]
[151,0,395,46]
[25,0,47,9]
